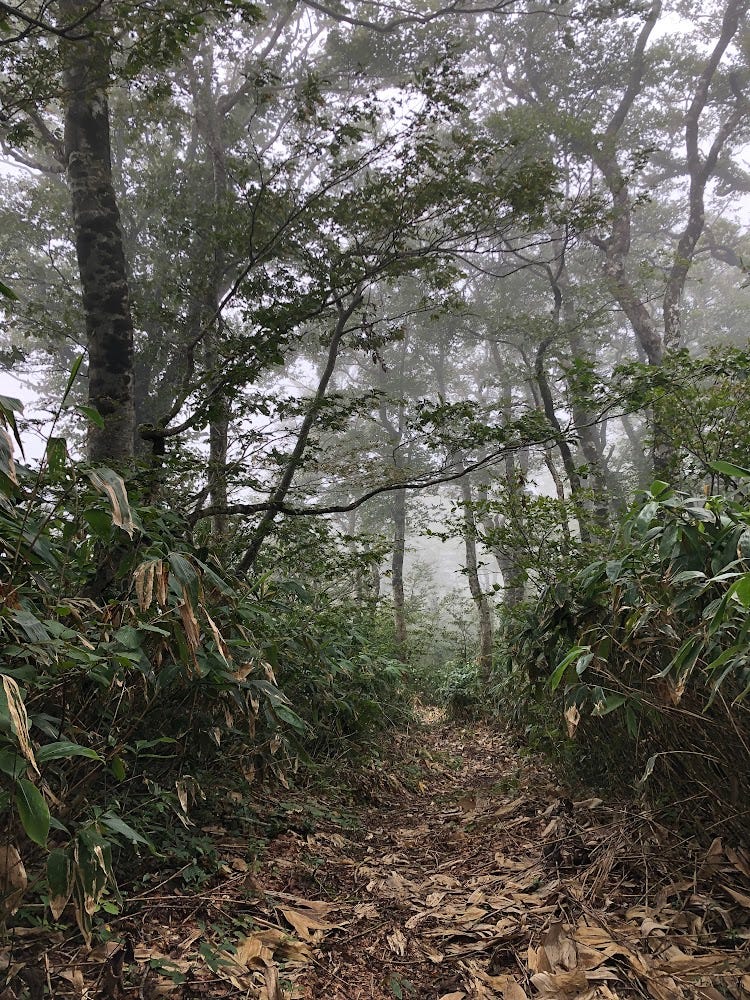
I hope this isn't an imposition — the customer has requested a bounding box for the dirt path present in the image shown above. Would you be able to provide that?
[24,715,750,999]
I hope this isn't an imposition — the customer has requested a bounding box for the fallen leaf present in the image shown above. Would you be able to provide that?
[281,907,338,942]
[0,845,27,917]
[723,885,750,909]
[387,928,407,956]
[531,969,589,996]
[262,964,282,1000]
[503,985,529,1000]
[541,921,577,971]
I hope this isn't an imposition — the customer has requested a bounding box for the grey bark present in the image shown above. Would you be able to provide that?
[62,2,135,463]
[662,0,749,349]
[377,340,410,660]
[391,486,408,659]
[193,38,232,542]
[460,478,493,681]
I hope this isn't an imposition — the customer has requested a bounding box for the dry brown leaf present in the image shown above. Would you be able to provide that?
[426,890,447,907]
[474,974,529,1000]
[0,845,27,917]
[387,928,408,956]
[235,933,271,969]
[201,604,231,663]
[565,704,580,738]
[643,975,682,1000]
[234,928,311,970]
[2,676,38,775]
[58,969,85,997]
[87,469,134,536]
[280,906,339,942]
[640,918,668,938]
[422,943,445,963]
[726,847,750,879]
[723,885,750,909]
[262,964,282,1000]
[178,928,202,952]
[574,797,603,809]
[574,925,634,959]
[657,953,734,975]
[575,945,613,971]
[133,560,158,611]
[179,596,201,671]
[273,893,338,916]
[531,968,589,996]
[541,921,577,971]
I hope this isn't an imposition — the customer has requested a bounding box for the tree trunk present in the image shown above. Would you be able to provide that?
[238,293,362,573]
[194,38,231,543]
[391,487,407,659]
[62,3,135,463]
[460,479,493,682]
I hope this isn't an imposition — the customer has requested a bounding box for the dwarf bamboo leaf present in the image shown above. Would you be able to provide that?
[15,779,50,846]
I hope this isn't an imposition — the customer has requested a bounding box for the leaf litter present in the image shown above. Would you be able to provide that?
[2,715,749,999]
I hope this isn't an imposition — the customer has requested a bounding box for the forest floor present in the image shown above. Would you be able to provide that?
[14,708,750,999]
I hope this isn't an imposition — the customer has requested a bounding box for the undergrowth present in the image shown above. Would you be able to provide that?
[0,393,406,942]
[504,477,750,836]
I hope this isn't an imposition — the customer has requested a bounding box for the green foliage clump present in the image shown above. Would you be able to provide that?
[0,396,406,938]
[512,477,750,833]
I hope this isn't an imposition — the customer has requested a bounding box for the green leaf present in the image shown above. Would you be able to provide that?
[47,848,74,920]
[635,501,659,532]
[729,574,750,609]
[83,508,115,538]
[169,552,200,602]
[273,703,307,733]
[15,778,50,846]
[0,394,23,414]
[650,480,672,499]
[110,756,126,781]
[625,705,638,739]
[46,436,68,478]
[74,404,105,429]
[100,810,152,848]
[710,459,750,479]
[605,560,623,582]
[592,692,626,717]
[0,280,18,301]
[549,646,590,692]
[11,610,51,643]
[0,748,26,779]
[62,354,84,406]
[36,742,101,764]
[671,570,707,585]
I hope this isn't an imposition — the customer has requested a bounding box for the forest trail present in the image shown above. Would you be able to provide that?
[38,713,750,1000]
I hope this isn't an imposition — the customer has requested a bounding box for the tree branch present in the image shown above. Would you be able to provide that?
[236,290,364,572]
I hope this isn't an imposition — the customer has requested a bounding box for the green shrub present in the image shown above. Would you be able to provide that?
[523,478,750,833]
[0,395,408,938]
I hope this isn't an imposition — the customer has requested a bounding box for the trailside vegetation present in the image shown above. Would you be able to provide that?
[0,0,749,974]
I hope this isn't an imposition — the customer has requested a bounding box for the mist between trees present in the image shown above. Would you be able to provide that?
[0,0,749,954]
